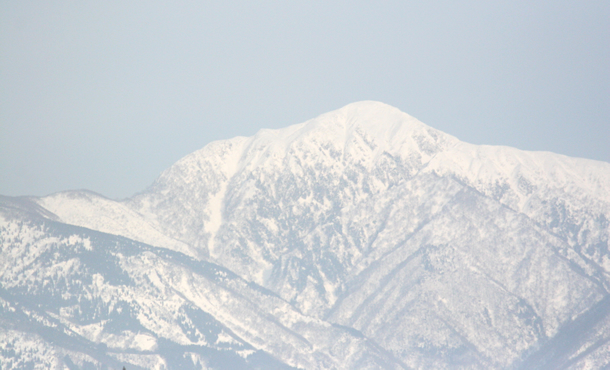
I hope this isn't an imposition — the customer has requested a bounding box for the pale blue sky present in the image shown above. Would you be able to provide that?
[1,1,609,199]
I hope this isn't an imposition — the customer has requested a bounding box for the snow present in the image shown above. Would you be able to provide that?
[203,139,245,258]
[36,190,195,256]
[2,101,610,369]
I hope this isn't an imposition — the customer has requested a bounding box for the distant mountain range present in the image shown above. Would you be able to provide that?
[2,101,610,369]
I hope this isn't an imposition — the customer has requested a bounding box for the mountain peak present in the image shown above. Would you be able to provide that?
[334,100,419,121]
[6,101,610,369]
[322,100,414,122]
[300,100,441,146]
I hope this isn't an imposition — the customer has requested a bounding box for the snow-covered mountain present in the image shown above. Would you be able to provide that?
[2,101,610,369]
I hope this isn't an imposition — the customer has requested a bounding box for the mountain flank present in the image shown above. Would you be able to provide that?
[2,101,610,369]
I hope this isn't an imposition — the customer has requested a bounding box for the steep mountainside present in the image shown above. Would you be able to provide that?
[2,101,610,369]
[0,197,395,369]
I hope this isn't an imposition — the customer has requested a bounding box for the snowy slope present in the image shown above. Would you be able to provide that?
[36,190,197,258]
[0,199,397,369]
[2,101,610,368]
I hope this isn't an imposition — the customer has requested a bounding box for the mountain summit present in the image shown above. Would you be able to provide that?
[2,102,610,368]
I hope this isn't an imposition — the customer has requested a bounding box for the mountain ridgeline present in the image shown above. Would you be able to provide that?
[2,102,610,369]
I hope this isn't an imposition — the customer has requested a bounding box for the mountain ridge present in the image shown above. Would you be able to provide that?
[2,101,610,368]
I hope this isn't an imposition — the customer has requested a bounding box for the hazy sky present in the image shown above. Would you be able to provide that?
[2,1,609,199]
